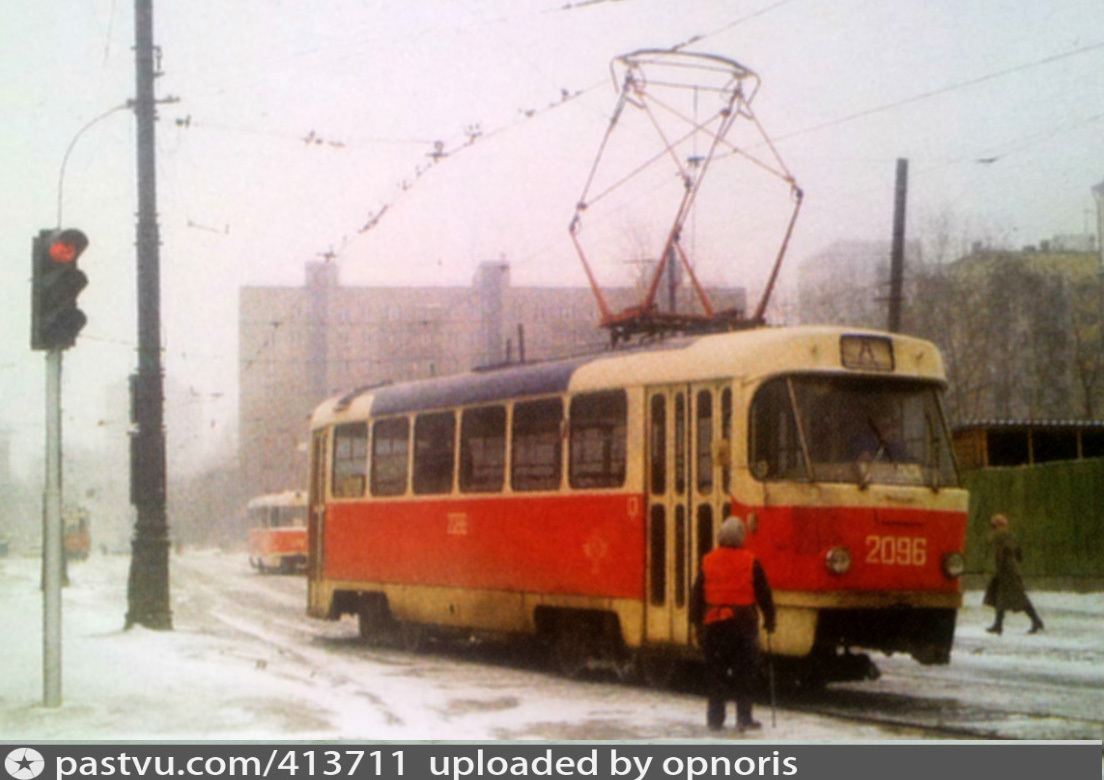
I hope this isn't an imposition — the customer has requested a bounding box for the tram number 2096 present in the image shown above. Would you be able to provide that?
[865,535,926,566]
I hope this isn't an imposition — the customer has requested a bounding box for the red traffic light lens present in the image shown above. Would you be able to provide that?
[48,241,79,263]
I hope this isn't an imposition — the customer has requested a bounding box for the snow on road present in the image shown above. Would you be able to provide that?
[1,550,1101,743]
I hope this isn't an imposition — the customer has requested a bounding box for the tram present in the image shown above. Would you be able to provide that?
[63,507,91,562]
[305,326,967,685]
[247,490,309,574]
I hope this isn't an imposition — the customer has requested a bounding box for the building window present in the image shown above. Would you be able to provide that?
[413,411,456,495]
[460,405,507,493]
[371,417,409,497]
[511,398,563,491]
[331,423,368,498]
[569,390,627,488]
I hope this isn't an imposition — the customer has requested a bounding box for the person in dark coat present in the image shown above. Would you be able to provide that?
[691,517,776,732]
[983,514,1044,635]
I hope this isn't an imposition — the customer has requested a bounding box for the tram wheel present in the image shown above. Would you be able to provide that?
[551,631,589,679]
[636,652,679,689]
[400,623,426,653]
[357,595,396,646]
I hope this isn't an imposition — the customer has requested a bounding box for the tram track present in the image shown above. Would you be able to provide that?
[790,655,1104,741]
[780,688,1104,741]
[171,553,1104,742]
[779,702,1003,740]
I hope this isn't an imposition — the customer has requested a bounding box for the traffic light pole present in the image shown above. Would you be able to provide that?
[32,223,91,707]
[43,348,63,707]
[125,0,172,630]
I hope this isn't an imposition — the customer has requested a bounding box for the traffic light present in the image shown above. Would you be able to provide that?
[31,228,89,350]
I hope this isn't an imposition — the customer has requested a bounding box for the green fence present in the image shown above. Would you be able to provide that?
[962,457,1104,581]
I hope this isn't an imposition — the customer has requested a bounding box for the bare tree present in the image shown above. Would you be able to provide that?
[899,209,1102,425]
[1069,276,1104,418]
[909,249,1098,424]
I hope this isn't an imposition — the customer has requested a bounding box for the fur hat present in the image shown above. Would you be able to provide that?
[717,517,746,548]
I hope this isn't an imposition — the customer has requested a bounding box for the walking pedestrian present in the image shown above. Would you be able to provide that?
[691,517,776,732]
[983,514,1044,635]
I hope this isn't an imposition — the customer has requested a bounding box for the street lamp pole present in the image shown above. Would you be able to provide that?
[125,0,171,630]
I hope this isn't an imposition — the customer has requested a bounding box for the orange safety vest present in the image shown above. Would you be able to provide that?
[702,547,756,625]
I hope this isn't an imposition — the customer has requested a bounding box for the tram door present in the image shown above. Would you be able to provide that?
[306,428,329,583]
[645,383,731,646]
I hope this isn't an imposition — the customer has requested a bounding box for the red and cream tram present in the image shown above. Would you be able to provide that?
[247,490,309,574]
[305,326,967,685]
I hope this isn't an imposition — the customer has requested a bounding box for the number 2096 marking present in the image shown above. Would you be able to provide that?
[865,535,926,566]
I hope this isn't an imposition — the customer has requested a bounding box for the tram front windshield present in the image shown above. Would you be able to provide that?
[252,505,307,529]
[750,374,959,488]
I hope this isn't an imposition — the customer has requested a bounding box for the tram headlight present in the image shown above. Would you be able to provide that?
[941,551,966,579]
[825,546,852,575]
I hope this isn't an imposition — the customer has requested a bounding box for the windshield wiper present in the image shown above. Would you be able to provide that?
[869,416,900,464]
[926,410,942,493]
[786,378,815,483]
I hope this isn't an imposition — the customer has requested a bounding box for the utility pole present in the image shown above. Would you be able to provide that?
[126,0,172,630]
[1092,178,1104,272]
[887,158,909,333]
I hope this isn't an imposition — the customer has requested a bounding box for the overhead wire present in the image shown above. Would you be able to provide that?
[669,0,802,52]
[181,0,806,383]
[773,39,1104,145]
[184,6,1104,382]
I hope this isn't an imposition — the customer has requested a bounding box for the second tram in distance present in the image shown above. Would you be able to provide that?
[247,490,309,574]
[305,325,968,685]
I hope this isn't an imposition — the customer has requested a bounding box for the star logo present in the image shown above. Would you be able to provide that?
[5,748,45,780]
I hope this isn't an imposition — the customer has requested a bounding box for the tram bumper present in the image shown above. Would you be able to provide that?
[773,592,960,668]
[816,604,956,665]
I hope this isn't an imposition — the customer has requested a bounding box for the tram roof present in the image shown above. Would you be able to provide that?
[311,325,946,427]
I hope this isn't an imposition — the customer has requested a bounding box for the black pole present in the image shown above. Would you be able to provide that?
[125,0,171,630]
[887,158,908,333]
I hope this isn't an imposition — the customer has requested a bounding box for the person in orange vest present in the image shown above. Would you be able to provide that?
[691,516,776,732]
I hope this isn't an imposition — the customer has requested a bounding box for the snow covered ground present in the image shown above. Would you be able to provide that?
[1,550,1102,743]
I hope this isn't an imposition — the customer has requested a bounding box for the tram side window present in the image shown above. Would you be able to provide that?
[696,390,713,494]
[721,387,733,494]
[511,398,563,491]
[331,423,368,498]
[460,405,506,493]
[413,411,456,495]
[649,505,666,606]
[697,504,714,562]
[650,395,666,495]
[674,506,687,607]
[569,390,627,489]
[371,417,410,497]
[674,393,687,495]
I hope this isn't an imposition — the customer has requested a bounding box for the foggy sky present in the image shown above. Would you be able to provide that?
[2,0,1102,480]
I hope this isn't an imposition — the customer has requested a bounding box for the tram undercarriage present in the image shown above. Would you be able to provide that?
[326,586,956,693]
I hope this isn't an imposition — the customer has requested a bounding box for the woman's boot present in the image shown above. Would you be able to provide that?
[986,610,1004,634]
